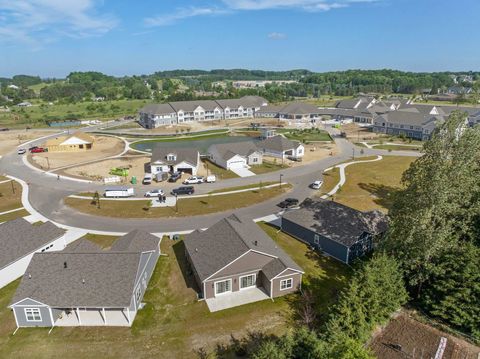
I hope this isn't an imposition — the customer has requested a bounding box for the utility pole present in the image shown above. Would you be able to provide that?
[352,148,355,160]
[10,180,15,194]
[175,193,178,213]
[279,173,284,189]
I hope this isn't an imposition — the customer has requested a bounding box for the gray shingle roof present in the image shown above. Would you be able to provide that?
[110,229,160,252]
[151,147,199,167]
[139,103,176,115]
[64,239,101,253]
[278,102,320,115]
[282,198,388,247]
[378,109,444,127]
[262,258,287,280]
[11,252,142,307]
[208,141,260,161]
[0,219,65,270]
[256,135,301,153]
[184,214,302,281]
[170,100,220,112]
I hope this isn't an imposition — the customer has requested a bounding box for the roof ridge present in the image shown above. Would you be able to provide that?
[224,217,251,252]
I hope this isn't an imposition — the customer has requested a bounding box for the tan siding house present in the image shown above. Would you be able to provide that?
[45,132,95,152]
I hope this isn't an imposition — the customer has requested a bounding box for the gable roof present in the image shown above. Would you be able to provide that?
[151,147,199,166]
[256,135,301,152]
[282,198,388,247]
[139,103,176,116]
[0,219,65,270]
[378,109,444,127]
[170,100,220,112]
[11,251,142,308]
[279,102,320,115]
[110,229,160,253]
[45,132,94,147]
[184,214,303,281]
[208,141,260,161]
[64,239,102,253]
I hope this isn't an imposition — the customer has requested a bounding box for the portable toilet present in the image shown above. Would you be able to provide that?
[131,176,137,184]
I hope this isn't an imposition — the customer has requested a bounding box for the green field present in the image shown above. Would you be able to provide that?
[0,99,150,128]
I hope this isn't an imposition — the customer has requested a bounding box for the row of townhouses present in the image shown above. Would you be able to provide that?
[138,96,268,128]
[138,96,325,128]
[319,96,480,140]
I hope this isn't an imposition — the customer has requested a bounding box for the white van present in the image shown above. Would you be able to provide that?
[143,173,153,185]
[104,186,135,198]
[205,175,216,183]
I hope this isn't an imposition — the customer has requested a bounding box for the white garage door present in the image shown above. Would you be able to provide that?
[228,160,246,169]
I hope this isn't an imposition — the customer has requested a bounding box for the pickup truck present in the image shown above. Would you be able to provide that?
[183,176,204,185]
[171,186,195,195]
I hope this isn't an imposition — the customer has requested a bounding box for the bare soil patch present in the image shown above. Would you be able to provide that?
[370,313,480,359]
[64,156,150,182]
[0,129,58,156]
[32,135,125,169]
[341,123,386,141]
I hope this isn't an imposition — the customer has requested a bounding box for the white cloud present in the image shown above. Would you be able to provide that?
[268,32,287,40]
[222,0,376,12]
[145,7,230,27]
[0,0,117,46]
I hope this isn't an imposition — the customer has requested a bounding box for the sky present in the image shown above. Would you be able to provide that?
[0,0,479,78]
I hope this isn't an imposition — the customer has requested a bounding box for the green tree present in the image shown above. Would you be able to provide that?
[385,111,480,296]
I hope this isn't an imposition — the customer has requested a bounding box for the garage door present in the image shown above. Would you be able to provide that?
[228,160,246,169]
[177,167,193,174]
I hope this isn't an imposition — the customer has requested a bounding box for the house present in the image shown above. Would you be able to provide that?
[278,102,322,121]
[256,135,304,159]
[184,215,303,311]
[207,141,263,170]
[0,219,65,289]
[9,229,160,328]
[170,100,223,123]
[138,103,177,128]
[17,102,32,107]
[260,128,276,139]
[372,108,444,140]
[150,147,200,176]
[44,132,95,152]
[281,198,388,264]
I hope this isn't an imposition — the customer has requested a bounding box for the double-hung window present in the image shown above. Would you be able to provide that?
[25,308,42,322]
[280,278,293,291]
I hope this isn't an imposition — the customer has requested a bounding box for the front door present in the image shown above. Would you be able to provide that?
[215,279,232,296]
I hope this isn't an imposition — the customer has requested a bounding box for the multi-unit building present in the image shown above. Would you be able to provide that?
[139,96,268,129]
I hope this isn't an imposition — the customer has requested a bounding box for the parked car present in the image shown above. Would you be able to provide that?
[28,146,38,151]
[278,198,299,208]
[310,180,323,190]
[30,147,46,153]
[288,156,303,162]
[0,127,9,131]
[142,174,153,185]
[205,175,216,183]
[171,186,194,195]
[168,172,182,182]
[183,176,204,185]
[17,148,26,155]
[144,189,164,197]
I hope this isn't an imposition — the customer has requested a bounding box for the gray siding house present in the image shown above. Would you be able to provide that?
[207,141,263,170]
[9,230,160,328]
[256,135,304,159]
[184,215,303,311]
[281,199,387,264]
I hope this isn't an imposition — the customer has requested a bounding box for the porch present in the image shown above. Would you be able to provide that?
[54,308,136,327]
[206,287,270,312]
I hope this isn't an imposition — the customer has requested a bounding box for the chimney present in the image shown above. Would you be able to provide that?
[64,261,67,269]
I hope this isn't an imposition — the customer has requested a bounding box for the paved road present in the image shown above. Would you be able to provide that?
[0,125,420,232]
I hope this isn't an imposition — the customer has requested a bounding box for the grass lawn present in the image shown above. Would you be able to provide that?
[65,185,292,218]
[208,181,277,194]
[0,221,350,358]
[319,167,340,196]
[374,144,422,151]
[331,156,416,212]
[0,181,23,213]
[131,129,230,143]
[0,209,29,223]
[250,160,289,175]
[203,159,239,180]
[81,233,119,249]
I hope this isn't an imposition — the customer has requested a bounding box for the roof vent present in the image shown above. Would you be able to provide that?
[82,278,85,284]
[254,240,258,246]
[195,248,198,252]
[28,273,31,279]
[64,261,67,269]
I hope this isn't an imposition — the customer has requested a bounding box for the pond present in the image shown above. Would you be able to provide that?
[131,135,257,154]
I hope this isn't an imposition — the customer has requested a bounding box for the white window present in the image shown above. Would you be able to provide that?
[167,154,176,161]
[314,234,320,244]
[252,157,258,163]
[280,278,293,291]
[25,308,42,322]
[240,274,256,289]
[135,286,142,304]
[215,279,232,295]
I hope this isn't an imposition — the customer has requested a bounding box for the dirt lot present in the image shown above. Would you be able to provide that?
[261,142,338,169]
[0,129,58,156]
[31,135,125,170]
[341,123,386,141]
[64,156,150,182]
[370,313,480,359]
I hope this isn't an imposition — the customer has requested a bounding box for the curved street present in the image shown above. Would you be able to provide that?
[0,126,420,233]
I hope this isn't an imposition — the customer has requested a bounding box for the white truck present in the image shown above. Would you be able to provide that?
[104,186,135,198]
